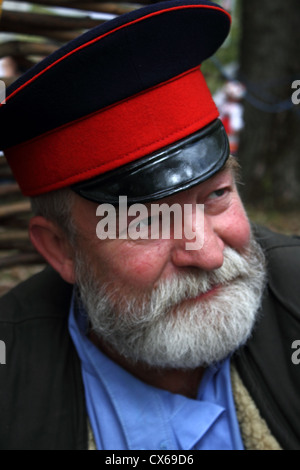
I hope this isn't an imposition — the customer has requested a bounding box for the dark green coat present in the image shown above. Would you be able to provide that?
[0,225,299,450]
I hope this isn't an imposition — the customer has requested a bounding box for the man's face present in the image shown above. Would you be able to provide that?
[71,167,266,368]
[73,167,250,288]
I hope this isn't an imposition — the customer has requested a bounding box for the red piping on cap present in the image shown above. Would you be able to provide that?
[2,4,230,106]
[5,68,219,196]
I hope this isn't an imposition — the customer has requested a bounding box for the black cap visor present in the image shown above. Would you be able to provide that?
[72,119,229,204]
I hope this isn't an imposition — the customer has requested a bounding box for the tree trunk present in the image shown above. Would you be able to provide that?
[238,0,300,209]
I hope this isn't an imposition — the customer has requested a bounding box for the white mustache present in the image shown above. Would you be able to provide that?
[76,236,267,368]
[145,245,259,318]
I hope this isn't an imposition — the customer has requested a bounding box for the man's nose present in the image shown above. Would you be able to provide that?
[170,214,225,271]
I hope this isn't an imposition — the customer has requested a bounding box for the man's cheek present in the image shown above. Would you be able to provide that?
[110,244,167,288]
[231,214,251,251]
[220,206,251,251]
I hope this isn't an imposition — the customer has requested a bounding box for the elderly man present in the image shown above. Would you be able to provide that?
[0,0,299,451]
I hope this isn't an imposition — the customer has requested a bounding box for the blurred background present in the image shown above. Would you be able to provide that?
[0,0,299,295]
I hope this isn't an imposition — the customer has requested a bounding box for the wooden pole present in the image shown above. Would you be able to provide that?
[0,41,58,59]
[0,252,45,269]
[0,201,31,219]
[1,10,105,32]
[8,0,149,7]
[0,183,20,197]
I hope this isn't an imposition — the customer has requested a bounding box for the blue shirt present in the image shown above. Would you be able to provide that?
[68,294,244,450]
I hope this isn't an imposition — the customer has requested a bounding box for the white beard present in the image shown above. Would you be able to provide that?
[75,236,266,369]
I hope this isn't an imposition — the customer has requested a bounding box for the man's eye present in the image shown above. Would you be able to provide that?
[208,188,227,200]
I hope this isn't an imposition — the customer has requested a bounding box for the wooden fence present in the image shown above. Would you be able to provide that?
[0,0,150,295]
[0,158,45,295]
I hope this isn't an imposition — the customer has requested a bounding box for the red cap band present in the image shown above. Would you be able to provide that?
[5,67,218,196]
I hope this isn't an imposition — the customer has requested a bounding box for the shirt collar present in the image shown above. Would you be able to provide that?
[69,293,226,450]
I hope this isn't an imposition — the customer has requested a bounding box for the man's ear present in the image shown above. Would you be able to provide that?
[29,216,76,284]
